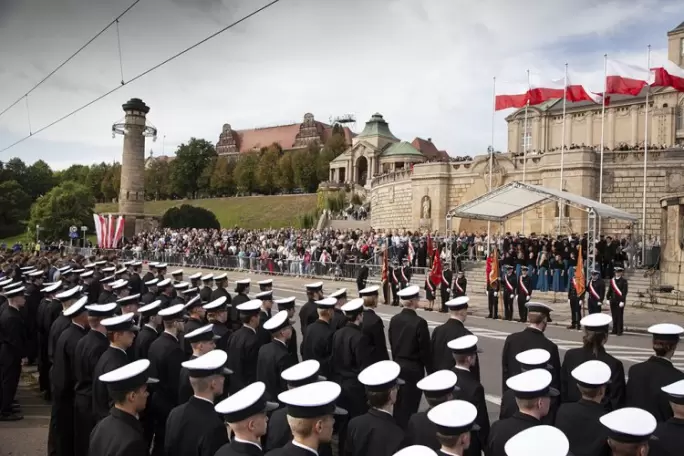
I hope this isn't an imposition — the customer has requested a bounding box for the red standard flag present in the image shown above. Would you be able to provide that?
[565,72,609,105]
[606,59,652,96]
[527,75,565,106]
[651,60,684,92]
[429,249,443,288]
[495,79,530,111]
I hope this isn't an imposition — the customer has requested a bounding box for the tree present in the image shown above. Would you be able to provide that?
[198,156,216,198]
[28,181,95,241]
[161,205,220,230]
[276,153,295,193]
[170,138,217,198]
[85,163,108,202]
[256,146,280,194]
[24,160,55,200]
[323,130,348,158]
[210,156,236,197]
[101,163,121,202]
[58,164,90,184]
[292,144,320,192]
[5,157,28,187]
[233,153,259,195]
[145,159,173,200]
[0,180,31,238]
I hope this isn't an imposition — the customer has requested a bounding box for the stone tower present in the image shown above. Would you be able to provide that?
[117,98,151,237]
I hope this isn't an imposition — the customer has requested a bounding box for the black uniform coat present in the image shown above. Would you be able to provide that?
[652,417,684,456]
[406,411,438,451]
[501,327,561,392]
[498,387,558,425]
[92,345,131,421]
[554,399,608,456]
[264,406,333,456]
[298,299,318,348]
[232,293,250,307]
[452,367,489,456]
[331,308,347,332]
[130,272,143,296]
[164,396,229,456]
[178,354,198,404]
[98,289,116,304]
[363,308,389,363]
[181,317,204,355]
[560,346,625,411]
[586,278,605,312]
[133,324,159,360]
[200,286,213,303]
[48,314,71,364]
[485,411,541,456]
[301,319,334,378]
[226,326,261,394]
[257,339,295,401]
[36,297,61,392]
[452,276,467,297]
[265,441,323,456]
[330,323,373,418]
[345,408,406,456]
[89,407,148,456]
[626,356,684,422]
[429,318,481,380]
[215,440,264,456]
[257,309,273,348]
[209,320,232,351]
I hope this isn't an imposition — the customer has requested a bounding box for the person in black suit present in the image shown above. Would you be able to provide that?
[586,269,605,315]
[501,265,517,321]
[181,296,206,356]
[329,289,348,332]
[275,297,299,362]
[606,266,628,336]
[133,301,162,360]
[301,297,335,378]
[429,296,480,379]
[36,281,64,401]
[141,279,159,305]
[257,311,297,401]
[178,324,221,404]
[359,285,388,364]
[204,297,232,352]
[653,379,684,456]
[299,282,324,347]
[88,359,157,456]
[258,279,273,292]
[129,261,144,296]
[256,290,275,348]
[439,265,453,313]
[198,274,213,303]
[232,278,252,307]
[516,266,533,323]
[0,286,28,422]
[599,407,657,456]
[426,399,480,456]
[226,300,262,394]
[165,350,230,456]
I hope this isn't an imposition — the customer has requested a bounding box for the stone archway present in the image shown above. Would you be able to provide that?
[356,156,368,186]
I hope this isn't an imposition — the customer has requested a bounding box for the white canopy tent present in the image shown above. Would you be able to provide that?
[446,181,638,274]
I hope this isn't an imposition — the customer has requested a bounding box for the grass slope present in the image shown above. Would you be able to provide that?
[95,194,318,229]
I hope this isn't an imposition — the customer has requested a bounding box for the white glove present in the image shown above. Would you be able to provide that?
[619,302,624,308]
[568,299,571,305]
[526,296,530,301]
[494,292,498,297]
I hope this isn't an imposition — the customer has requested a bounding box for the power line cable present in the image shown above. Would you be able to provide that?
[0,0,283,154]
[0,0,143,119]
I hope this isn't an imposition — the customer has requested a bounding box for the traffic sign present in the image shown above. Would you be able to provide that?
[69,226,77,233]
[69,232,79,239]
[80,226,88,232]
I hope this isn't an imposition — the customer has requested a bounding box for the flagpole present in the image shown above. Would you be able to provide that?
[641,45,651,266]
[598,54,608,234]
[487,77,495,257]
[521,69,530,234]
[558,63,568,236]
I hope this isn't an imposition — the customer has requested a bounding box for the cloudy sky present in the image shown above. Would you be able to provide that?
[0,0,682,169]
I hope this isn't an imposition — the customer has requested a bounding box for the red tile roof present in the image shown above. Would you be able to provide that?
[237,123,302,152]
[411,137,450,161]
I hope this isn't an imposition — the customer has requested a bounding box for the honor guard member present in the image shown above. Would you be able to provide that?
[118,293,141,318]
[36,280,63,400]
[265,360,330,453]
[626,323,684,422]
[560,313,625,410]
[156,263,168,280]
[157,278,175,308]
[360,285,389,363]
[80,269,95,301]
[256,290,275,347]
[390,285,431,429]
[165,350,231,456]
[503,425,569,456]
[407,370,459,451]
[200,274,214,303]
[171,282,190,305]
[143,263,157,286]
[226,300,263,394]
[448,335,489,456]
[114,267,129,281]
[501,265,517,321]
[430,296,480,380]
[171,269,184,285]
[178,324,221,404]
[129,261,144,295]
[599,407,657,456]
[452,270,467,298]
[274,297,299,362]
[93,313,138,421]
[427,400,480,456]
[555,360,611,456]
[267,381,346,456]
[257,310,297,401]
[516,266,533,322]
[356,261,368,293]
[189,272,203,290]
[182,296,207,355]
[112,279,133,302]
[89,359,159,456]
[258,279,273,292]
[134,301,162,360]
[73,303,118,456]
[204,297,232,351]
[587,269,605,314]
[389,260,401,306]
[0,285,29,421]
[212,274,235,329]
[501,302,560,393]
[141,278,159,304]
[486,269,499,319]
[184,285,201,300]
[301,298,336,378]
[25,269,45,363]
[49,286,82,370]
[50,296,89,456]
[85,264,102,302]
[439,264,452,313]
[567,270,585,329]
[329,289,348,331]
[346,360,406,456]
[486,369,558,456]
[653,380,684,455]
[299,282,324,344]
[401,258,412,290]
[98,275,117,304]
[147,303,188,456]
[606,266,628,336]
[233,278,252,307]
[214,382,279,456]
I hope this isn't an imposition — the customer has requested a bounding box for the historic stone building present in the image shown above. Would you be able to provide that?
[369,21,684,238]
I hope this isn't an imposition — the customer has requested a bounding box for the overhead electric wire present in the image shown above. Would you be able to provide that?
[0,0,144,119]
[0,0,283,154]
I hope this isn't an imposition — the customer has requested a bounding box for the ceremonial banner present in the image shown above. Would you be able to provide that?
[574,246,585,295]
[381,248,390,305]
[93,214,125,248]
[429,248,442,288]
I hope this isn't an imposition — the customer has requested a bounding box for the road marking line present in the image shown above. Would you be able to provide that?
[485,394,502,406]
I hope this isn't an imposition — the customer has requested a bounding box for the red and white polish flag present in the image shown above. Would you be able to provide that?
[651,60,684,92]
[527,75,565,106]
[495,79,530,111]
[606,59,653,96]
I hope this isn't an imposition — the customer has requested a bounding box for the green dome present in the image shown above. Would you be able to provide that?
[382,141,423,157]
[357,113,399,140]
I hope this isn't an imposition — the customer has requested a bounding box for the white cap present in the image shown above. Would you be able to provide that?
[0,278,13,287]
[101,266,115,273]
[148,262,159,267]
[580,313,612,330]
[236,299,262,312]
[255,290,273,300]
[144,278,159,286]
[63,296,88,317]
[662,379,684,402]
[98,359,159,389]
[330,288,347,299]
[214,273,228,280]
[417,370,458,396]
[117,294,141,305]
[504,425,569,456]
[158,303,186,320]
[258,279,273,286]
[571,360,612,387]
[445,296,469,309]
[28,270,44,277]
[55,285,81,300]
[182,287,198,295]
[358,360,404,389]
[360,285,381,296]
[648,323,684,339]
[201,274,214,281]
[515,349,551,368]
[397,285,420,299]
[305,281,323,290]
[341,298,364,314]
[111,280,129,291]
[41,281,62,293]
[506,369,559,398]
[138,300,162,316]
[181,349,232,376]
[277,381,346,417]
[173,282,190,290]
[189,272,203,280]
[204,296,228,310]
[101,313,139,331]
[315,297,337,308]
[114,267,127,275]
[157,278,172,288]
[215,382,278,421]
[80,270,94,278]
[447,335,480,354]
[156,263,168,268]
[599,407,657,442]
[100,275,116,284]
[282,360,324,384]
[84,303,118,317]
[184,324,219,342]
[263,310,291,332]
[183,295,202,310]
[427,399,479,435]
[171,269,184,276]
[236,278,251,285]
[392,446,437,456]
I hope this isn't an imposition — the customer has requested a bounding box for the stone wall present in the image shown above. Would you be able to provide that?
[370,176,413,230]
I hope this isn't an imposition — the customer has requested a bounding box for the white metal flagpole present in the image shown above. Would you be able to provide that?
[641,45,651,265]
[487,77,495,256]
[598,54,608,233]
[521,69,530,234]
[558,63,568,236]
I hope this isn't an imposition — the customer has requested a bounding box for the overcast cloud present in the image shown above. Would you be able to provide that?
[0,0,682,169]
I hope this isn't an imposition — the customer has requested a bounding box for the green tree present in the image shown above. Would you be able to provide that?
[161,205,220,230]
[28,181,95,241]
[233,153,259,195]
[170,138,217,198]
[276,153,295,193]
[25,159,55,200]
[323,130,348,158]
[210,156,236,197]
[0,180,31,238]
[85,163,108,202]
[256,146,280,194]
[292,144,320,192]
[198,156,216,198]
[59,164,90,184]
[101,163,121,202]
[145,158,173,200]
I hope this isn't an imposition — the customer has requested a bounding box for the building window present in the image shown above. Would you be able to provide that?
[677,104,684,131]
[681,38,684,56]
[520,123,532,150]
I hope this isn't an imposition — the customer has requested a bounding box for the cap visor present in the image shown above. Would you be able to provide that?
[333,406,348,415]
[222,367,234,375]
[317,375,327,381]
[548,387,560,397]
[396,378,406,386]
[264,401,279,412]
[213,335,222,340]
[147,377,160,384]
[130,325,141,332]
[471,423,481,432]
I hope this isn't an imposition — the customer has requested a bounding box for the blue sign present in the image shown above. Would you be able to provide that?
[69,232,79,239]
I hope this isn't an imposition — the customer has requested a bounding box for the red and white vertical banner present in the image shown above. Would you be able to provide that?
[92,214,125,248]
[93,214,104,248]
[113,216,125,248]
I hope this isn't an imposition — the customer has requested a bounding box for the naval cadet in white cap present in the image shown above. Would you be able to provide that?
[178,324,222,404]
[503,425,569,456]
[600,407,657,456]
[89,359,159,456]
[301,297,336,379]
[626,323,684,422]
[165,350,232,456]
[560,313,626,411]
[359,285,388,364]
[300,282,325,340]
[257,311,296,401]
[486,369,559,456]
[427,399,480,456]
[390,284,431,429]
[200,274,214,303]
[182,296,207,355]
[408,370,459,451]
[0,284,28,421]
[133,300,162,360]
[233,278,252,307]
[214,382,279,456]
[555,360,612,456]
[226,300,263,395]
[329,289,348,331]
[653,379,684,454]
[499,349,557,423]
[204,296,231,351]
[430,296,480,380]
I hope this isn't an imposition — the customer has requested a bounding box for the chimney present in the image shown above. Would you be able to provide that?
[428,138,432,143]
